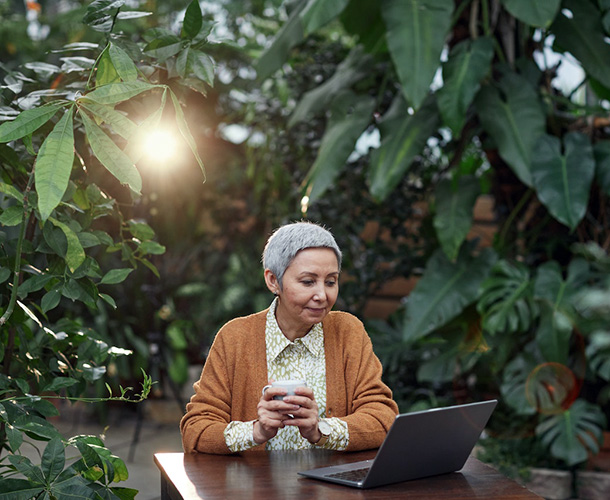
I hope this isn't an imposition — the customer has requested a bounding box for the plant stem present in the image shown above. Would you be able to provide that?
[0,172,34,327]
[496,187,533,253]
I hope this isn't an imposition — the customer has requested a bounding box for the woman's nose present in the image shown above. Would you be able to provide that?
[313,285,326,301]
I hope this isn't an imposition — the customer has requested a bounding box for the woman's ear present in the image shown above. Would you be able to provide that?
[264,269,280,295]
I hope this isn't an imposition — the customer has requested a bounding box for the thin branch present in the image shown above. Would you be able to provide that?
[0,171,34,327]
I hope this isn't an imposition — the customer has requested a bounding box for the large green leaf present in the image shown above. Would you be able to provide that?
[170,91,205,180]
[176,48,215,86]
[501,352,538,415]
[83,0,125,33]
[368,94,440,201]
[593,140,610,196]
[533,259,591,363]
[189,50,215,86]
[382,0,454,110]
[78,100,137,140]
[437,37,494,135]
[35,108,75,222]
[531,132,595,230]
[537,399,606,466]
[475,72,546,187]
[289,45,374,127]
[551,0,610,86]
[96,45,120,87]
[402,244,497,341]
[142,34,183,61]
[48,217,86,273]
[302,91,375,203]
[300,0,349,35]
[0,479,44,500]
[41,437,65,484]
[256,0,307,81]
[340,0,386,54]
[181,0,203,40]
[123,89,167,163]
[501,0,561,27]
[0,101,66,143]
[79,111,142,193]
[81,81,157,106]
[477,260,537,335]
[109,43,138,82]
[433,175,480,261]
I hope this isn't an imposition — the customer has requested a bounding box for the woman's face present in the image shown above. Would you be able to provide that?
[267,247,339,338]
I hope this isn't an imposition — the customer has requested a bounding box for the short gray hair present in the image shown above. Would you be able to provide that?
[262,221,342,287]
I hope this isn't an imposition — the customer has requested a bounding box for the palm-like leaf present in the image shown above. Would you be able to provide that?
[536,399,606,466]
[477,260,538,335]
[534,259,591,363]
[500,351,538,415]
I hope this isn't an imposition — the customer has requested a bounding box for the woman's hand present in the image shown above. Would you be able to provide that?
[281,386,321,444]
[253,383,301,445]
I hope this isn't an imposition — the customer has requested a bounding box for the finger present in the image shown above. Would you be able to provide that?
[262,387,288,401]
[283,395,316,409]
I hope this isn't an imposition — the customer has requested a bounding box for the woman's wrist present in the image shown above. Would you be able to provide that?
[252,419,267,445]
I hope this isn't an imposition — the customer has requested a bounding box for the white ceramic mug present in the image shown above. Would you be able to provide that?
[262,380,307,400]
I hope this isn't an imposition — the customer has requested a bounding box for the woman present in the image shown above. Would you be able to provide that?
[180,221,398,454]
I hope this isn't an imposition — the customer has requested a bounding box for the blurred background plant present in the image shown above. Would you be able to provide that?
[0,0,212,496]
[242,0,610,477]
[4,0,610,496]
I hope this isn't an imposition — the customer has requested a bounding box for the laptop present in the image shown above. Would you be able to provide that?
[298,399,497,489]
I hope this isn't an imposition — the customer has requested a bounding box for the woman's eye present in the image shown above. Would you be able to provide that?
[326,281,337,287]
[301,280,314,286]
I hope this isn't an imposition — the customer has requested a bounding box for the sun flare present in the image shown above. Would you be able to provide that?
[141,128,179,165]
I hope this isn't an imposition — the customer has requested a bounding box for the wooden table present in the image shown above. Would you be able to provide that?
[154,450,542,499]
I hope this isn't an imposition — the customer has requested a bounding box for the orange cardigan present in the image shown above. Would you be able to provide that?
[180,309,399,454]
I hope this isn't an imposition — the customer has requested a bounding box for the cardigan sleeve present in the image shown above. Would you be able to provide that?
[180,313,268,454]
[325,313,399,451]
[180,327,234,454]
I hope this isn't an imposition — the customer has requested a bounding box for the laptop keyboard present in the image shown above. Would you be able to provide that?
[325,467,370,482]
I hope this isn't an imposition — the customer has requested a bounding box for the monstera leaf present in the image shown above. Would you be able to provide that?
[531,132,595,231]
[536,399,606,466]
[534,259,592,364]
[477,259,538,335]
[402,243,497,341]
[500,351,538,416]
